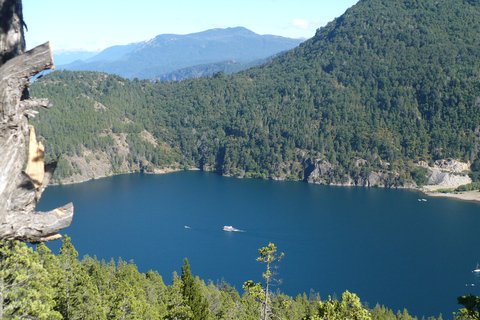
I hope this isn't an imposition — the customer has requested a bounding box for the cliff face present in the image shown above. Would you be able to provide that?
[305,159,417,188]
[305,158,472,189]
[53,148,472,192]
[419,160,472,189]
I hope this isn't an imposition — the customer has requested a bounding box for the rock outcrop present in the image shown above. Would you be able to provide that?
[419,159,471,188]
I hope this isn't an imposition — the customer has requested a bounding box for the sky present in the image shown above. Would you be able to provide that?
[23,0,359,52]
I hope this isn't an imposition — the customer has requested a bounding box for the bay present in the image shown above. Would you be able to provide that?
[37,171,480,319]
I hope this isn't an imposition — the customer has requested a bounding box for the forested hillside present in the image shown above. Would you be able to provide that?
[30,0,480,186]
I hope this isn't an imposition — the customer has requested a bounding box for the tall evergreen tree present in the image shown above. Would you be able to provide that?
[54,235,105,319]
[144,270,168,318]
[244,242,284,320]
[180,258,211,320]
[166,271,193,320]
[109,258,151,319]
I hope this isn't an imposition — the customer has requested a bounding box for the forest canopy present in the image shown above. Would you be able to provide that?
[0,237,446,319]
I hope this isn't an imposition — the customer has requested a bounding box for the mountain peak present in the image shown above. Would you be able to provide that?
[59,27,303,79]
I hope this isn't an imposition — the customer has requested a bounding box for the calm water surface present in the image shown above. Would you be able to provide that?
[37,171,480,319]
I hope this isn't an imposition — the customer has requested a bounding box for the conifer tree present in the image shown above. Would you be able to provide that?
[54,235,105,319]
[166,271,193,320]
[181,258,211,320]
[81,256,116,316]
[144,270,168,318]
[244,242,284,320]
[109,258,151,319]
[0,240,61,319]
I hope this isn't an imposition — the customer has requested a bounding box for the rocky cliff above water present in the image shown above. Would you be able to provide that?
[419,160,472,190]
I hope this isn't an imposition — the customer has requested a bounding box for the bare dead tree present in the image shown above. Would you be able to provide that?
[0,0,73,242]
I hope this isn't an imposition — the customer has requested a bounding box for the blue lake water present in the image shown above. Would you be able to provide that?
[36,171,480,319]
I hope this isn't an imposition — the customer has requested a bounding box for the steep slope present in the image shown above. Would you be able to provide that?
[58,27,304,80]
[31,0,480,186]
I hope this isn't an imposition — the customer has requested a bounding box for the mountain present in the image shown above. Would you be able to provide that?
[31,0,480,187]
[57,27,304,80]
[153,52,285,82]
[52,49,99,66]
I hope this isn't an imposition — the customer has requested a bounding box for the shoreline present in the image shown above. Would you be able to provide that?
[421,185,480,203]
[52,169,480,204]
[422,190,480,203]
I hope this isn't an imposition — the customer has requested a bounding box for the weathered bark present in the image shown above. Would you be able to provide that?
[0,0,73,242]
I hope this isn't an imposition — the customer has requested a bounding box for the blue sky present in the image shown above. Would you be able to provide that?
[23,0,358,52]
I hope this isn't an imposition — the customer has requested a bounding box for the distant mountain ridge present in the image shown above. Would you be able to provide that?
[58,27,304,80]
[153,52,286,82]
[52,50,99,66]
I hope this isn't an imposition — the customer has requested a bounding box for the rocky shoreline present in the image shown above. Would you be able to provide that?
[48,157,480,204]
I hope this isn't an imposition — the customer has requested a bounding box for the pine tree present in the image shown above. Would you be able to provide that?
[244,242,284,320]
[81,256,116,317]
[0,240,61,319]
[144,270,168,318]
[181,258,211,320]
[109,258,150,319]
[54,235,105,319]
[166,271,193,320]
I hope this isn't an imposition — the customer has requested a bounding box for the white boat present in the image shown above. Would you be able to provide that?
[223,226,235,232]
[473,263,480,273]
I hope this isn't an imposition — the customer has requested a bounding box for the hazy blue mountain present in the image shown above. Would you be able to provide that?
[153,52,285,82]
[84,42,145,63]
[52,50,99,66]
[58,27,304,80]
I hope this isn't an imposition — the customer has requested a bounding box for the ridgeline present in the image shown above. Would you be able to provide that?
[31,0,480,186]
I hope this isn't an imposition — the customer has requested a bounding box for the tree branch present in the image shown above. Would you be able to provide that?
[0,7,74,242]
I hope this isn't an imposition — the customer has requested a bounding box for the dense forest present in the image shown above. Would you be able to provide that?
[29,0,480,187]
[0,237,456,319]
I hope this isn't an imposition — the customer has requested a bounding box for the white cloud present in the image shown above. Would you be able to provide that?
[292,19,310,30]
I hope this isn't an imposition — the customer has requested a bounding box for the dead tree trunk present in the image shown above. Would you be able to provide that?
[0,0,73,242]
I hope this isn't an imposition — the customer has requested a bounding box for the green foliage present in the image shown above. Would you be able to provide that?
[470,160,480,181]
[181,258,211,320]
[471,160,480,172]
[166,272,193,319]
[244,243,285,320]
[0,240,61,320]
[54,235,106,319]
[303,291,371,320]
[410,167,429,186]
[455,182,480,191]
[0,236,448,319]
[456,294,480,320]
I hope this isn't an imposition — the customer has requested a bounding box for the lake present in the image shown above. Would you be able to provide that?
[36,171,480,319]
